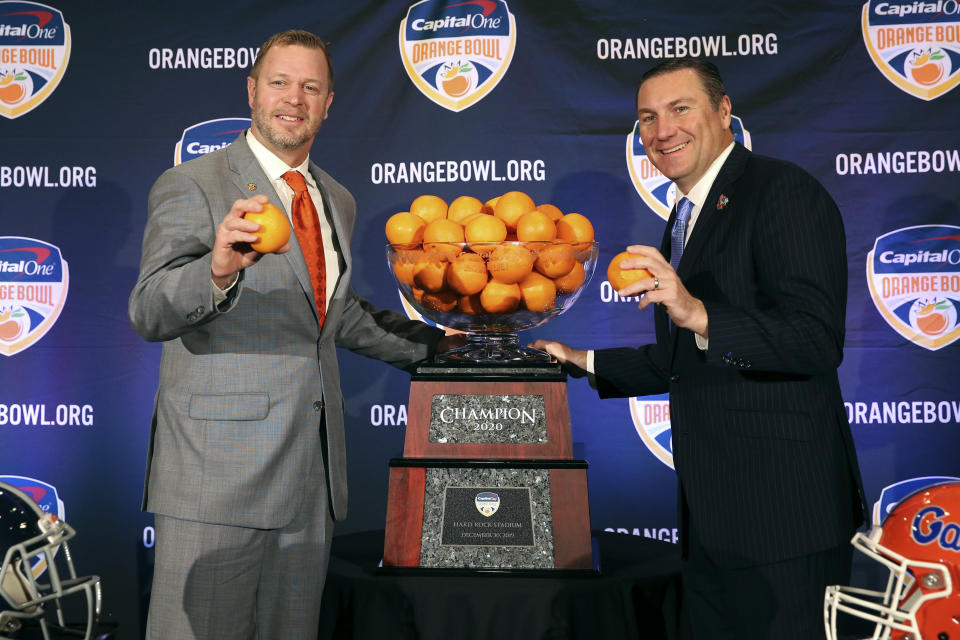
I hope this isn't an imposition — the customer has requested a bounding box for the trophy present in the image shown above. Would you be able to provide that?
[382,234,598,572]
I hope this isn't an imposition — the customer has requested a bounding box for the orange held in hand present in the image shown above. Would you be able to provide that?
[247,203,291,253]
[607,251,651,291]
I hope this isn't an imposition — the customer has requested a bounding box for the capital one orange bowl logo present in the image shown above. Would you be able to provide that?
[0,2,70,119]
[399,0,516,112]
[0,237,68,356]
[862,0,960,100]
[867,225,960,350]
[627,115,751,220]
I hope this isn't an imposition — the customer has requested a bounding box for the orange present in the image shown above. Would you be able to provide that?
[480,280,521,313]
[460,212,486,227]
[392,248,422,286]
[556,213,595,244]
[607,251,651,291]
[413,254,449,293]
[447,196,485,224]
[422,219,464,261]
[483,196,501,214]
[534,243,577,278]
[410,194,448,223]
[458,293,485,315]
[487,244,534,284]
[385,211,426,248]
[411,287,426,304]
[494,191,536,232]
[519,272,557,312]
[246,203,291,253]
[557,212,596,260]
[516,210,558,242]
[446,253,488,295]
[421,289,458,312]
[554,260,585,294]
[536,203,564,221]
[464,214,507,255]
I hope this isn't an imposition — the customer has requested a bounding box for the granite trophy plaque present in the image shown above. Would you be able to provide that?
[382,363,594,572]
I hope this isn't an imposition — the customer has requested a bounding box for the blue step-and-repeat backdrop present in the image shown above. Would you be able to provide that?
[1,0,958,634]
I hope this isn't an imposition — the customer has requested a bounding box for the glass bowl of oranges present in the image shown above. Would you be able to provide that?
[385,191,598,363]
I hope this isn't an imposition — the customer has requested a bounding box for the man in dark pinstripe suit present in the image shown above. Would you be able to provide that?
[532,58,866,639]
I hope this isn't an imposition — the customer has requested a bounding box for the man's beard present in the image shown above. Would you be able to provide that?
[250,103,320,151]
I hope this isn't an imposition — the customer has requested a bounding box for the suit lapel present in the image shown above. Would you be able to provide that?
[675,143,749,278]
[225,135,318,323]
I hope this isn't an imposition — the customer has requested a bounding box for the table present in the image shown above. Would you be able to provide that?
[318,530,680,640]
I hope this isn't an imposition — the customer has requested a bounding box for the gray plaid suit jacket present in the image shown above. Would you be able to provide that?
[129,133,441,528]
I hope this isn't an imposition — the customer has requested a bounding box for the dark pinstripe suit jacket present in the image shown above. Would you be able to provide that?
[595,143,866,568]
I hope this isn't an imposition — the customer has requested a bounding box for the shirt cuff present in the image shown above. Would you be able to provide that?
[695,333,708,351]
[212,273,239,305]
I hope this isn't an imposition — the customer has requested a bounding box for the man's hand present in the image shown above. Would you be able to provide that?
[528,339,588,371]
[211,195,291,287]
[615,245,709,337]
[437,332,467,353]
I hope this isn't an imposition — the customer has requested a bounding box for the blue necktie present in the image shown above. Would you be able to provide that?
[670,197,693,271]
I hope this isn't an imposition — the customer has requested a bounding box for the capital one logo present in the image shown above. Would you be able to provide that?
[0,1,71,119]
[867,225,960,350]
[0,236,68,356]
[399,0,516,112]
[174,117,250,166]
[861,0,960,100]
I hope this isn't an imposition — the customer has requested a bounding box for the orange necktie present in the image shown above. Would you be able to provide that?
[283,170,326,326]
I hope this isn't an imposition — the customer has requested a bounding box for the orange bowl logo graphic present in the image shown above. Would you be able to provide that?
[629,394,674,469]
[627,115,751,220]
[861,1,960,100]
[867,224,960,351]
[399,0,516,112]
[0,2,71,119]
[0,237,68,356]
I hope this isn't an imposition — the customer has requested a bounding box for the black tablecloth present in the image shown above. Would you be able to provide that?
[318,530,680,640]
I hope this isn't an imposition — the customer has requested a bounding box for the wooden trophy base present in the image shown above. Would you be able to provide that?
[382,362,595,574]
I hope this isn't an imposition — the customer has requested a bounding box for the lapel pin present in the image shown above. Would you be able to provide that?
[716,194,729,210]
[247,183,257,191]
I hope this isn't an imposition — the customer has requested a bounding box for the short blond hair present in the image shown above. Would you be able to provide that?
[250,29,334,88]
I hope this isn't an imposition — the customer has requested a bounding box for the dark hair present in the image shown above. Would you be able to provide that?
[250,29,334,89]
[638,57,725,109]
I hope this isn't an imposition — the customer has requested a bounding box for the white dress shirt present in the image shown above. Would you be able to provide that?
[214,131,341,309]
[584,141,736,372]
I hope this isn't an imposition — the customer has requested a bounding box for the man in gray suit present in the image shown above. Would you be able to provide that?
[532,58,865,639]
[129,30,451,639]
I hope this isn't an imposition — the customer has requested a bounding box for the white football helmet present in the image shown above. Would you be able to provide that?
[0,481,101,640]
